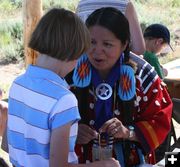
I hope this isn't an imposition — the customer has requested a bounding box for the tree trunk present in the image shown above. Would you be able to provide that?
[23,0,42,66]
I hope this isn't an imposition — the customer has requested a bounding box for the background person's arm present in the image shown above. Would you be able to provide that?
[125,1,145,55]
[0,101,8,153]
[0,101,8,136]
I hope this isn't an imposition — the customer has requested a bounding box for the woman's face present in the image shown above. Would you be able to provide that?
[87,25,127,77]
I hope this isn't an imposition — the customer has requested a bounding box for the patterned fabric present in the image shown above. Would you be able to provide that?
[8,65,80,167]
[76,0,130,22]
[73,54,92,87]
[114,141,145,167]
[119,65,136,101]
[91,60,120,130]
[129,52,172,153]
[69,52,173,166]
[73,54,136,130]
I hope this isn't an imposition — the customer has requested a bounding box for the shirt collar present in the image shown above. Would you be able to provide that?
[26,65,69,89]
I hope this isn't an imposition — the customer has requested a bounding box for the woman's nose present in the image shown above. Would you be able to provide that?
[91,43,103,54]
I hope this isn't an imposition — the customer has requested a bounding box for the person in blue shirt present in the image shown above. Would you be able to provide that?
[6,8,120,167]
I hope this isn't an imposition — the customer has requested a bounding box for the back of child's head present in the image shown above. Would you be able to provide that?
[143,23,173,52]
[29,8,90,61]
[144,24,170,44]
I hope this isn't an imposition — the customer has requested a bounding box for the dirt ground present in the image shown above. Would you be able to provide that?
[0,62,24,85]
[0,61,25,99]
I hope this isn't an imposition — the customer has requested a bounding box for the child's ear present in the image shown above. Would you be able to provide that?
[157,38,164,45]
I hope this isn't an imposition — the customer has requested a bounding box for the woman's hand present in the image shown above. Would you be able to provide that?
[99,118,129,139]
[76,124,98,144]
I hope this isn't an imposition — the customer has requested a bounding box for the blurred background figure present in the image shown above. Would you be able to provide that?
[0,88,2,100]
[143,23,173,79]
[0,87,8,137]
[0,88,9,167]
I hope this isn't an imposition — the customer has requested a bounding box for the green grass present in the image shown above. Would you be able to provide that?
[135,1,180,44]
[43,0,79,11]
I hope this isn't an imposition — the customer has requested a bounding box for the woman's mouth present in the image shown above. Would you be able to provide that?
[94,58,103,63]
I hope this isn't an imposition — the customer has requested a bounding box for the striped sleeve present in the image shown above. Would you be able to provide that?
[76,0,129,22]
[49,93,81,129]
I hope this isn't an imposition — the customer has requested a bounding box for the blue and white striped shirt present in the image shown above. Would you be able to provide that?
[8,65,80,167]
[76,0,130,22]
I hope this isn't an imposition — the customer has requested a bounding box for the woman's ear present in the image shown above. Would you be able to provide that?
[122,41,129,52]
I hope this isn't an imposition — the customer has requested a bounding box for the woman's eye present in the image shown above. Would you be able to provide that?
[104,42,113,48]
[91,40,96,45]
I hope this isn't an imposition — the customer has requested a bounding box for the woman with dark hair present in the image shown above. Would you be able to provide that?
[67,7,172,166]
[76,0,145,55]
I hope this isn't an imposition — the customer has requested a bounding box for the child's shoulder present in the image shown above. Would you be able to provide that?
[144,51,158,60]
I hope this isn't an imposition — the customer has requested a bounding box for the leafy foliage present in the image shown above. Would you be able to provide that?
[0,0,179,64]
[0,20,23,63]
[43,0,79,11]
